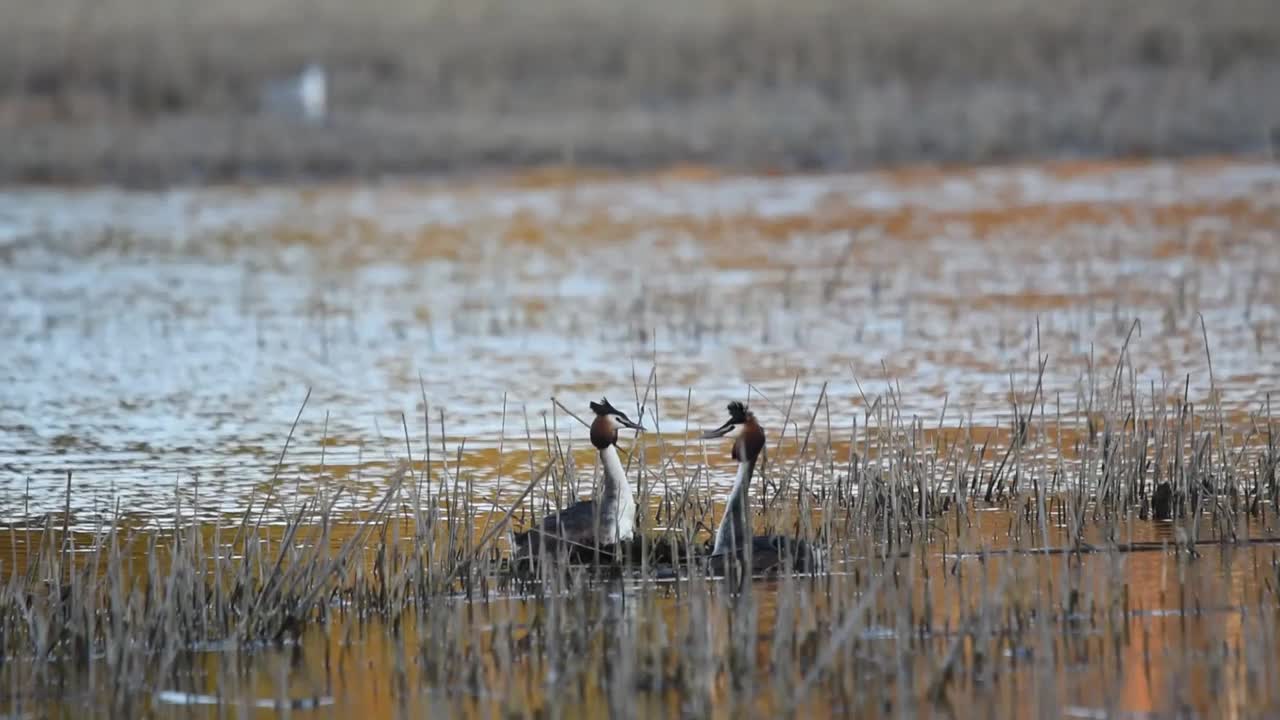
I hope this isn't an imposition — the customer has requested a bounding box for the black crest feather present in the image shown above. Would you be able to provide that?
[727,401,749,423]
[590,397,618,416]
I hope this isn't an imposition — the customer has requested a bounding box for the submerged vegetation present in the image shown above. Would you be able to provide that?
[4,338,1280,717]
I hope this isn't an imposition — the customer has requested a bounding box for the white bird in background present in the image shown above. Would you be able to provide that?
[260,63,328,125]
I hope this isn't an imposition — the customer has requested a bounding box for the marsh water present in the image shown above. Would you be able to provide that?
[3,159,1280,717]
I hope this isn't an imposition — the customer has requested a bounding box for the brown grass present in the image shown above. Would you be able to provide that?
[4,346,1280,715]
[1,0,1279,185]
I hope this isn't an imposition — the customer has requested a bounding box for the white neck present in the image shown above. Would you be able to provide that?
[599,444,637,544]
[712,459,754,556]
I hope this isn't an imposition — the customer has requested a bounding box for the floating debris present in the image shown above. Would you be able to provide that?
[154,690,334,710]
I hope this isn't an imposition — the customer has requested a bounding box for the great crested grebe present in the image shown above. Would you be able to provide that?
[702,401,823,574]
[514,397,643,561]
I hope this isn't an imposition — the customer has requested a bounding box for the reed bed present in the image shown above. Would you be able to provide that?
[3,343,1280,717]
[4,0,1279,184]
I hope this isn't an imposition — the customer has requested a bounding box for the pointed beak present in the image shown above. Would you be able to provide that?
[700,421,735,440]
[618,415,645,432]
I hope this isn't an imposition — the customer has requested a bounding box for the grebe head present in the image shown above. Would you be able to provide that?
[589,397,644,449]
[702,401,765,463]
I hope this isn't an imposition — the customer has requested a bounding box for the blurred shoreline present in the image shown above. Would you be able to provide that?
[3,0,1278,187]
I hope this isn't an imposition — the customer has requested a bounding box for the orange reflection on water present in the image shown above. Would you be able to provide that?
[0,509,1246,718]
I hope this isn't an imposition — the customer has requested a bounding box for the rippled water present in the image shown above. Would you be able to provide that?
[2,160,1279,520]
[4,160,1280,719]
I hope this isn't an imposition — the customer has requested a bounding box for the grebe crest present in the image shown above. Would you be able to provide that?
[702,401,765,463]
[589,397,643,448]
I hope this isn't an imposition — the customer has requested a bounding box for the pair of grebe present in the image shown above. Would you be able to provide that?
[514,397,822,574]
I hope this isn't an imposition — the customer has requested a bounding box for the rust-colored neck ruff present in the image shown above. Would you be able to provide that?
[731,416,765,463]
[590,413,617,449]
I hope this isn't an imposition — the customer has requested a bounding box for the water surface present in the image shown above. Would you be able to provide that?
[2,159,1279,520]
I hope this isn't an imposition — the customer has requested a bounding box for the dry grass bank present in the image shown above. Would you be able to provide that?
[1,0,1278,185]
